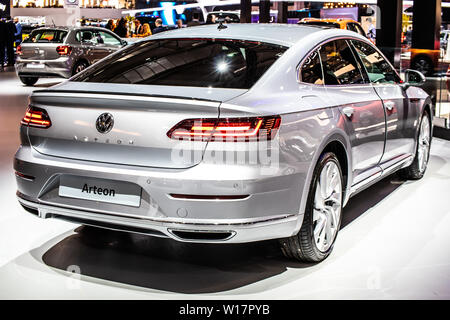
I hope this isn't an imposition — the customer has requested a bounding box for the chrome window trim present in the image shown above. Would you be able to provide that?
[297,36,366,86]
[299,38,366,87]
[297,48,325,87]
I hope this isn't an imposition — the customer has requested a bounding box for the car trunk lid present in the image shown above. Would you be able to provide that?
[20,29,68,60]
[26,83,247,169]
[20,42,62,60]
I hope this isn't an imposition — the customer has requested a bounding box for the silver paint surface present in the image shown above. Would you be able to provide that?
[14,25,432,243]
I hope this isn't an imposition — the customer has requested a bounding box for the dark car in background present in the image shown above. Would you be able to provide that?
[298,18,367,38]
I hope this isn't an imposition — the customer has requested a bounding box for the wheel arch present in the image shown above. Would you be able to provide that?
[321,140,349,193]
[72,58,90,75]
[415,98,433,138]
[416,100,433,150]
[411,53,433,63]
[411,54,435,74]
[422,102,433,119]
[296,130,352,227]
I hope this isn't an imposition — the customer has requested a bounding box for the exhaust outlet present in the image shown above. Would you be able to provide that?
[169,229,236,241]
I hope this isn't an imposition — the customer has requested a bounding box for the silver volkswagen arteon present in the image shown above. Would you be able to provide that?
[15,26,127,86]
[14,24,432,262]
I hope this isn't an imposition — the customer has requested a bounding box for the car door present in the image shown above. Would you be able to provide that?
[77,29,105,63]
[350,40,417,168]
[319,39,386,185]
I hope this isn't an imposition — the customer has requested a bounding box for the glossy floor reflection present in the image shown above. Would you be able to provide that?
[37,174,403,295]
[0,69,449,299]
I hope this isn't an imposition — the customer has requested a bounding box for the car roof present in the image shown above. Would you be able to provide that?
[73,26,111,31]
[148,23,332,47]
[32,26,109,32]
[208,11,240,14]
[32,26,69,31]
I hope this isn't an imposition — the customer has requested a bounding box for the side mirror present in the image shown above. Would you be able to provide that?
[403,69,426,89]
[121,40,128,46]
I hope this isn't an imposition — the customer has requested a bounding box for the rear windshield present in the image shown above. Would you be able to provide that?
[24,29,68,43]
[72,38,287,89]
[299,21,340,28]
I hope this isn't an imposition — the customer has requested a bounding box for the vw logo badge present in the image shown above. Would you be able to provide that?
[96,113,114,134]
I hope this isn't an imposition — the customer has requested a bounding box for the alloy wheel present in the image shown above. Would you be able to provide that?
[75,63,87,74]
[418,114,431,173]
[414,59,431,75]
[313,161,342,252]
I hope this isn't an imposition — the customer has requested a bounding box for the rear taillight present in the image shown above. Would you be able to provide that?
[21,106,52,129]
[167,116,281,142]
[56,45,72,56]
[16,45,22,55]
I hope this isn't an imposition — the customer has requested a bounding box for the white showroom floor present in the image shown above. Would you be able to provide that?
[0,69,449,299]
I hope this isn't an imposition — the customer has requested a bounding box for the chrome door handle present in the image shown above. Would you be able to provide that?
[342,107,354,118]
[384,101,395,111]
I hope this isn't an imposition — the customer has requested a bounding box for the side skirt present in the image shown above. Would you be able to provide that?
[349,154,413,198]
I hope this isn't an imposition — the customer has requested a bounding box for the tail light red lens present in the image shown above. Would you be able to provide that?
[21,106,52,129]
[16,45,22,55]
[56,45,72,56]
[167,116,281,142]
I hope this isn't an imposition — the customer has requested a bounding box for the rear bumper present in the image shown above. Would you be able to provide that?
[15,57,72,79]
[17,195,298,243]
[14,145,304,243]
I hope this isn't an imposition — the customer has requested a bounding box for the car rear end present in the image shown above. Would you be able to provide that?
[14,36,301,243]
[15,28,74,79]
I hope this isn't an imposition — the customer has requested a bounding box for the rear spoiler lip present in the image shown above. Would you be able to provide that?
[31,89,223,107]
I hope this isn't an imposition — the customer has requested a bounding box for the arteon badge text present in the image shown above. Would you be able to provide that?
[81,184,116,197]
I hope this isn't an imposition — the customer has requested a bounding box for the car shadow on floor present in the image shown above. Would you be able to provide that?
[39,174,406,294]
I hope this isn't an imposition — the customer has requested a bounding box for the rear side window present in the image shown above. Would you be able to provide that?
[76,30,121,46]
[24,30,68,43]
[351,40,401,84]
[76,30,102,44]
[319,39,364,85]
[98,31,122,45]
[354,24,367,37]
[300,50,324,85]
[73,38,287,89]
[347,23,366,37]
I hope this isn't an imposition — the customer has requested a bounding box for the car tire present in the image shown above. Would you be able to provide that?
[72,61,89,75]
[279,152,343,262]
[19,76,38,86]
[411,56,433,76]
[399,111,432,180]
